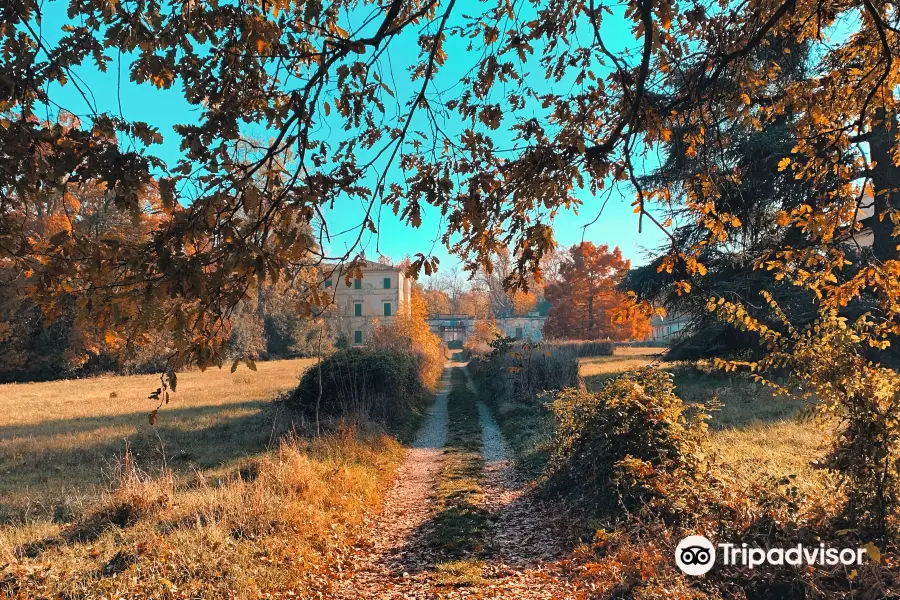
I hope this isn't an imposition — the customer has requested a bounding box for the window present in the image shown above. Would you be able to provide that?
[515,327,523,339]
[324,279,332,288]
[354,278,361,289]
[353,330,362,345]
[383,277,391,289]
[383,302,392,317]
[354,303,362,317]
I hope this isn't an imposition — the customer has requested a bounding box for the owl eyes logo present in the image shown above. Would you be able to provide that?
[675,535,716,575]
[680,546,712,565]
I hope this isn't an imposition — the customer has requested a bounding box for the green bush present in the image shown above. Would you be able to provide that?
[287,348,426,428]
[545,367,712,521]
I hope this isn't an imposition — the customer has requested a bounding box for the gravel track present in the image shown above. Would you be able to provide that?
[329,364,455,599]
[466,367,579,600]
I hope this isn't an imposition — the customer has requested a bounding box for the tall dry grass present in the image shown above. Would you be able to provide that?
[0,357,410,597]
[1,428,403,598]
[544,338,615,357]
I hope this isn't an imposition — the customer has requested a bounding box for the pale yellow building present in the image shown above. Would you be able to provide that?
[324,260,413,345]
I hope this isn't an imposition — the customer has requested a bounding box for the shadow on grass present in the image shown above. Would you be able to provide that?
[424,369,491,561]
[0,402,288,524]
[0,400,271,441]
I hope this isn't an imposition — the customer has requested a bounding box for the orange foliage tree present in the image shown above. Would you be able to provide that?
[370,287,444,390]
[0,177,172,380]
[422,288,452,316]
[543,242,650,341]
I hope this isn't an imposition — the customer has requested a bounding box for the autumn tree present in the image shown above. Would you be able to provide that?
[370,287,444,389]
[475,248,543,317]
[0,173,172,380]
[543,242,649,341]
[4,0,900,465]
[455,287,492,318]
[422,288,452,316]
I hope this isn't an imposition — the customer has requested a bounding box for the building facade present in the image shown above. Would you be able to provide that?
[426,314,546,348]
[650,312,689,342]
[325,260,413,346]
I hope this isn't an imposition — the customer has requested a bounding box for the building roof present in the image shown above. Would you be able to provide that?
[323,259,404,274]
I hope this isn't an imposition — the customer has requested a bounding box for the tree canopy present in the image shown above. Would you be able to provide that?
[3,0,900,379]
[544,242,650,340]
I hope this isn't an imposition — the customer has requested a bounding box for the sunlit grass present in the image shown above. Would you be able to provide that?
[0,358,315,522]
[581,353,831,494]
[0,357,410,598]
[492,347,830,497]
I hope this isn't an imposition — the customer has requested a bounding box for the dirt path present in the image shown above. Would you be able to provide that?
[467,369,579,600]
[329,364,455,599]
[331,364,578,599]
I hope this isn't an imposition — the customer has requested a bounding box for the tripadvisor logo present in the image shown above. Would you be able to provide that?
[675,535,716,575]
[675,535,871,576]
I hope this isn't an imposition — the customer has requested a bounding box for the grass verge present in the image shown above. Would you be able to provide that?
[0,427,404,598]
[427,368,489,587]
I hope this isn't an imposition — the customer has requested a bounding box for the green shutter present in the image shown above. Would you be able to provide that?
[324,279,332,288]
[384,303,391,317]
[354,278,361,289]
[383,277,391,289]
[354,330,362,344]
[354,303,362,317]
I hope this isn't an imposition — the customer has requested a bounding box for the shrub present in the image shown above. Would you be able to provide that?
[545,338,615,357]
[468,337,581,408]
[287,348,426,428]
[544,367,713,521]
[713,296,900,538]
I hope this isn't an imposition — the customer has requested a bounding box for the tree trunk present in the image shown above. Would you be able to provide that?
[864,111,900,262]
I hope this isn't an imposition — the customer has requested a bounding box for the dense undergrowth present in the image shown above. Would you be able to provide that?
[472,342,898,599]
[288,347,429,433]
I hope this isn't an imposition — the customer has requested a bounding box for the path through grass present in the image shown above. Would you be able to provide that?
[428,368,490,587]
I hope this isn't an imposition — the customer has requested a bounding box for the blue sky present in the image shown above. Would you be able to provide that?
[36,3,668,282]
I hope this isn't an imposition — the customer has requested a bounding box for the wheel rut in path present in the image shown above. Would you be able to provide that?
[329,363,454,599]
[331,363,579,599]
[465,367,579,600]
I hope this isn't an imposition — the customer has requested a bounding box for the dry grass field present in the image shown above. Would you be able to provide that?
[580,348,830,494]
[578,345,666,377]
[0,358,317,523]
[0,357,414,597]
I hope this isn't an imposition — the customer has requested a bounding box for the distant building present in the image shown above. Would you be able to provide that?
[650,312,689,342]
[843,191,875,248]
[426,313,546,348]
[495,315,546,341]
[324,260,413,346]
